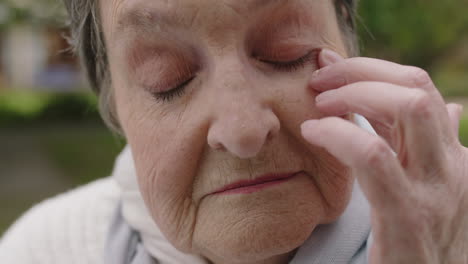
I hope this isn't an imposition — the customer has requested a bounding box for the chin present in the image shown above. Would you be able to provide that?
[192,175,324,263]
[195,209,316,264]
[213,224,312,263]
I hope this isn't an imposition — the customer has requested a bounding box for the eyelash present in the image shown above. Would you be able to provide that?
[152,76,195,102]
[152,50,318,102]
[260,50,319,72]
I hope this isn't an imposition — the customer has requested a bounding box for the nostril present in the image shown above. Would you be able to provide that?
[212,142,227,152]
[207,108,280,158]
[266,130,274,143]
[266,117,280,143]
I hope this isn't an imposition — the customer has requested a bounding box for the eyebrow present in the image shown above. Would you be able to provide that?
[115,0,284,38]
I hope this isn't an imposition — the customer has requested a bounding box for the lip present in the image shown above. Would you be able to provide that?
[210,172,301,195]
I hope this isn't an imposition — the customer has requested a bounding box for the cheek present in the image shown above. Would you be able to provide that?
[114,84,209,250]
[270,76,354,221]
[271,73,320,131]
[120,104,184,215]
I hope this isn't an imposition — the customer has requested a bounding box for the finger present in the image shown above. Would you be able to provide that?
[317,48,345,68]
[446,103,463,137]
[310,50,443,103]
[400,94,452,180]
[315,82,455,178]
[301,117,409,211]
[315,81,449,130]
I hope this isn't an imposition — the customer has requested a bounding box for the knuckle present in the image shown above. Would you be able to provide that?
[406,90,433,118]
[406,66,432,88]
[362,138,390,167]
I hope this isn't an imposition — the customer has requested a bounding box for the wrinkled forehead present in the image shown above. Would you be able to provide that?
[100,0,335,42]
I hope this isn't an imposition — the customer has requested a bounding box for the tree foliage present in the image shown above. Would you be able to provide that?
[0,0,64,30]
[358,0,468,70]
[357,0,468,96]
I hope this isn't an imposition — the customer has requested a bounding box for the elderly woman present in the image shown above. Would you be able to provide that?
[1,0,467,263]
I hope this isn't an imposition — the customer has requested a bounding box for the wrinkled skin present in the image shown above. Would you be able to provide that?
[101,0,353,263]
[303,50,468,263]
[100,0,468,263]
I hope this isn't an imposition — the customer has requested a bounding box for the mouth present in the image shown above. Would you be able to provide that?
[211,172,302,195]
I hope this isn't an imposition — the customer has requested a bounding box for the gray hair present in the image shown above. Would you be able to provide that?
[63,0,359,133]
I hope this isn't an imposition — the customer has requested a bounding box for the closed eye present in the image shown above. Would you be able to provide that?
[151,76,195,102]
[259,50,319,72]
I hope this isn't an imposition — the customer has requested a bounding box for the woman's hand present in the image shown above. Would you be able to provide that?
[301,49,468,264]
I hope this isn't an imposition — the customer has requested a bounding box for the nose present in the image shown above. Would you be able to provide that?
[207,104,280,159]
[206,66,280,158]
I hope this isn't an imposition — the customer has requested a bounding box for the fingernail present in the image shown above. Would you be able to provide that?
[311,68,322,77]
[301,120,319,133]
[320,49,344,66]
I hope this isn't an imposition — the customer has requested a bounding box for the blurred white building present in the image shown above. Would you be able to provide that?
[3,24,47,88]
[0,0,84,91]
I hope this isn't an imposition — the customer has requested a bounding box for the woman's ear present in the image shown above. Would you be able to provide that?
[335,0,356,29]
[337,2,351,25]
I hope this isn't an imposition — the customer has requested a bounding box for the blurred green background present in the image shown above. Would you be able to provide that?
[0,0,467,235]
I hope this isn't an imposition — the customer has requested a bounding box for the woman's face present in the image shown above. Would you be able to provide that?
[101,0,354,263]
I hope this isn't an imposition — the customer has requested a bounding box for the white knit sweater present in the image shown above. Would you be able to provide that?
[0,178,121,264]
